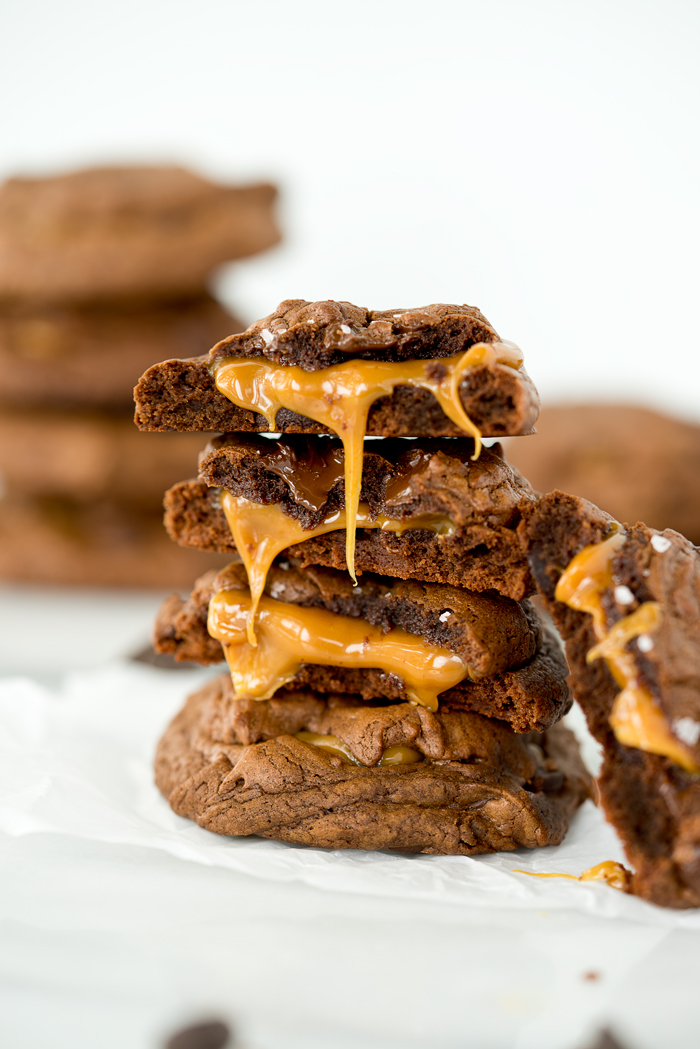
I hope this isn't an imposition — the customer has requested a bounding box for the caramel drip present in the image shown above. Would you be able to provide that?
[555,534,699,773]
[220,492,455,646]
[295,732,423,767]
[514,861,632,892]
[207,585,469,710]
[213,343,522,581]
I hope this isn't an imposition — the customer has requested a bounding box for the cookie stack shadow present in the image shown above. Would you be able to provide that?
[134,299,595,855]
[0,165,280,587]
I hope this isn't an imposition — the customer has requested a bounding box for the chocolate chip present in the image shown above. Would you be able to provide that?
[165,1019,230,1049]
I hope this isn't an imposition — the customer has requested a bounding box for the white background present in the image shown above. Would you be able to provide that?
[2,0,699,418]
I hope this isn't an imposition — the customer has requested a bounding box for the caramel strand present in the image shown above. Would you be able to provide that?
[513,861,632,892]
[207,580,470,710]
[213,343,522,582]
[554,533,699,773]
[220,491,455,645]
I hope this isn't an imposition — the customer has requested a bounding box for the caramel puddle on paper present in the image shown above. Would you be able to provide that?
[514,861,632,892]
[220,492,455,645]
[213,342,522,583]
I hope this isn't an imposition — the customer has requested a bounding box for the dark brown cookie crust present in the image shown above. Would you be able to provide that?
[155,676,592,854]
[519,490,700,908]
[210,299,500,368]
[134,354,540,438]
[0,166,280,302]
[154,565,571,733]
[0,294,242,409]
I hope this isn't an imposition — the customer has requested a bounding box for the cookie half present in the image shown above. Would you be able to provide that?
[164,436,537,600]
[134,299,539,437]
[519,490,700,908]
[154,562,571,733]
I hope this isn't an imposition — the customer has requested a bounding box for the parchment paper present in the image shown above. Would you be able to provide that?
[2,661,698,930]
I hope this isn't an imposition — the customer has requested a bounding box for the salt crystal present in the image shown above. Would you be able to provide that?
[614,585,635,606]
[651,534,671,553]
[339,324,352,334]
[260,328,274,345]
[439,610,453,622]
[352,586,363,594]
[637,635,654,653]
[674,717,700,747]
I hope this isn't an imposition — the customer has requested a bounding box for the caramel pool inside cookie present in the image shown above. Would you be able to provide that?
[220,491,455,645]
[207,579,470,710]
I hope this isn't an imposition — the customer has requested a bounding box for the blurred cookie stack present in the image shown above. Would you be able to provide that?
[0,165,280,587]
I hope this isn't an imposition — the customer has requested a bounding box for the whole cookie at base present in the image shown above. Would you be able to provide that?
[155,676,592,854]
[0,166,279,302]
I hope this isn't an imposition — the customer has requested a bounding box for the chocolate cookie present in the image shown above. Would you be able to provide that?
[0,492,228,588]
[163,436,537,600]
[134,299,539,437]
[505,404,700,545]
[155,675,592,854]
[154,563,571,733]
[0,408,216,504]
[0,294,242,408]
[0,166,279,302]
[519,490,700,908]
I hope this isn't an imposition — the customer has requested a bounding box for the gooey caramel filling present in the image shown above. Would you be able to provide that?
[220,491,455,645]
[295,731,423,767]
[554,533,699,773]
[213,342,523,581]
[207,584,469,710]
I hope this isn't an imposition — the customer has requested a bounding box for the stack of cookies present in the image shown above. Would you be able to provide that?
[0,165,279,587]
[135,299,593,855]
